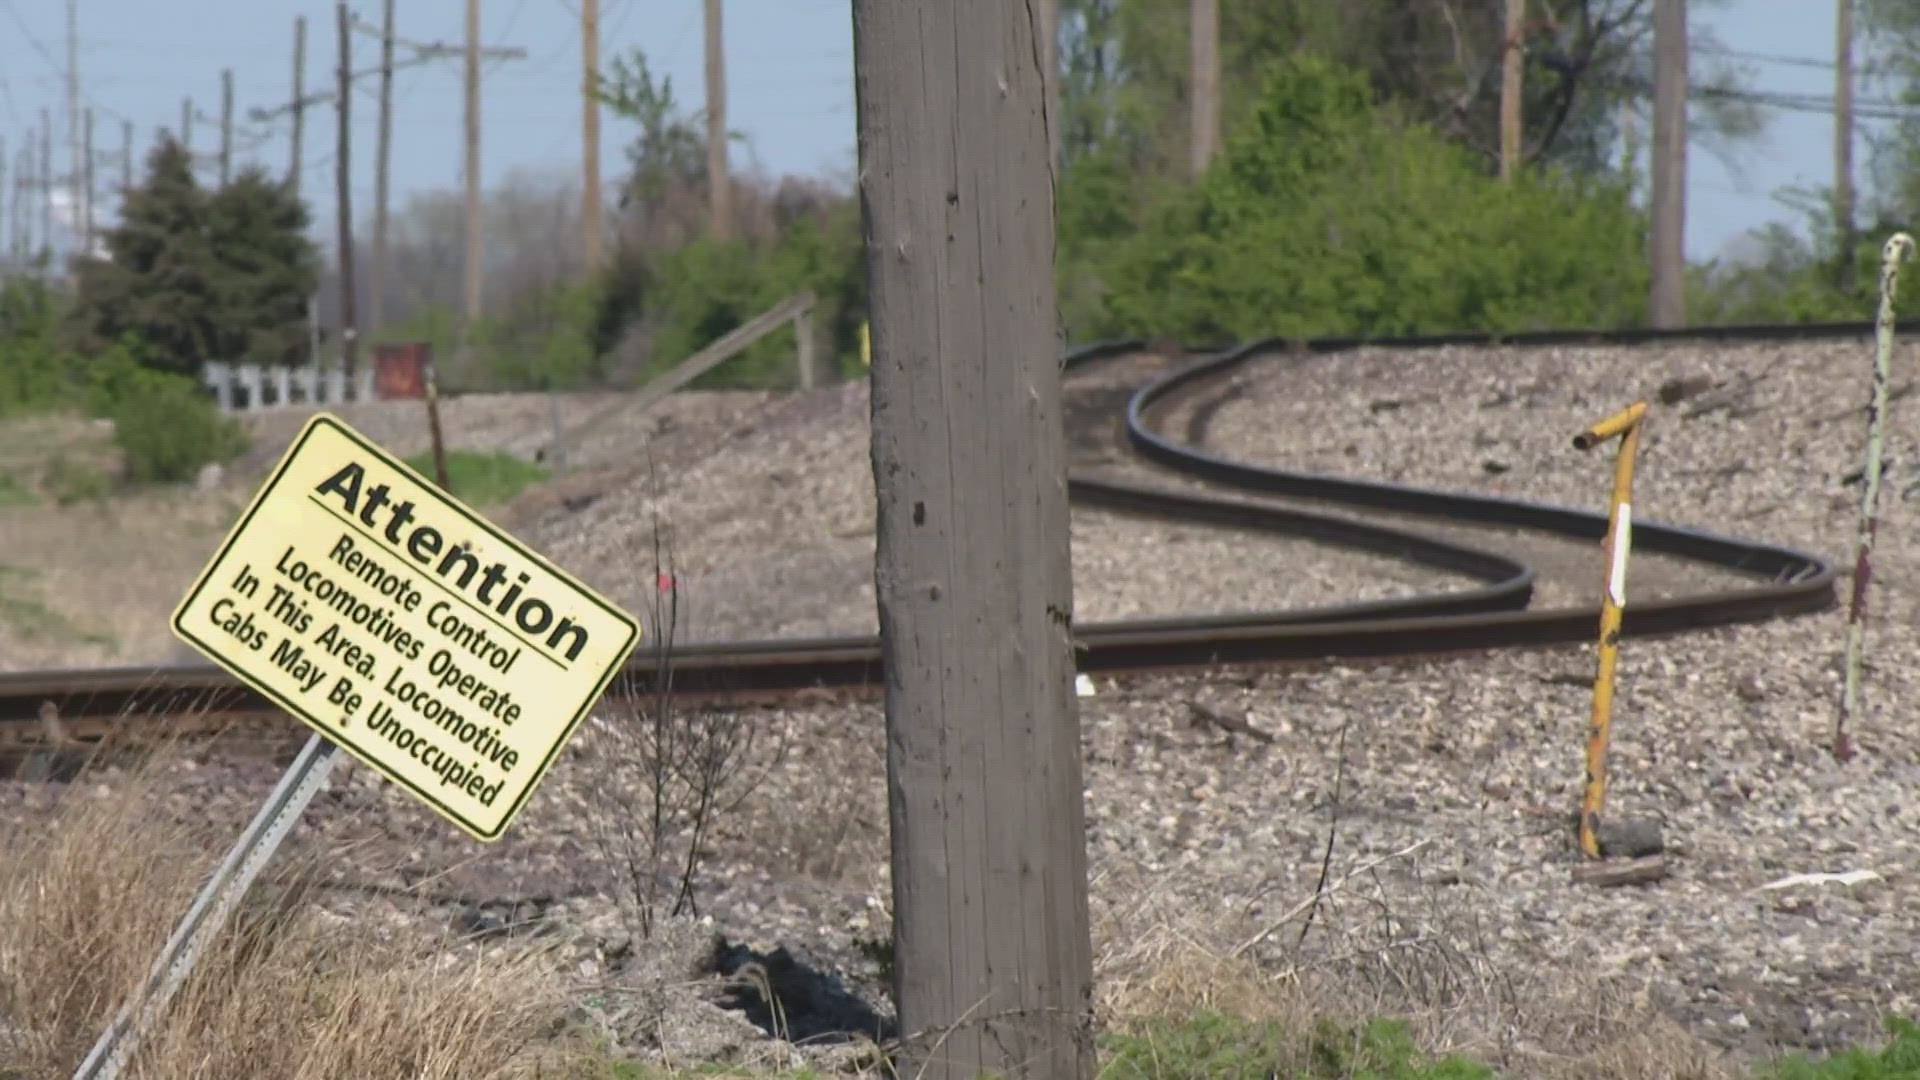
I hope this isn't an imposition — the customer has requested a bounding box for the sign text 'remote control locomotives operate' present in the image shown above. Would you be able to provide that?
[172,414,641,841]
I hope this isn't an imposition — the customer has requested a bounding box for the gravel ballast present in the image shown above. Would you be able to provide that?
[10,333,1920,1073]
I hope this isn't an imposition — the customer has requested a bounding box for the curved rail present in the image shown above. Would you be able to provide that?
[2,318,1860,732]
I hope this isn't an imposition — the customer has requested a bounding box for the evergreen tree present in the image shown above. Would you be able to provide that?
[70,137,220,377]
[207,167,321,368]
[70,140,320,377]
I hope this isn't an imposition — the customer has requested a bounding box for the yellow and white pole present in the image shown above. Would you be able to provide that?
[1572,401,1648,859]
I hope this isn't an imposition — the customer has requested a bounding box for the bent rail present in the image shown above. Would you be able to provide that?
[2,318,1858,730]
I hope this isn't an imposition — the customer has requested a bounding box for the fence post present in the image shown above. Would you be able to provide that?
[238,365,263,411]
[795,304,818,389]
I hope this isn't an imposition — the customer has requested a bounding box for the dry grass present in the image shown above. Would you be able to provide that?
[0,414,249,671]
[0,744,593,1080]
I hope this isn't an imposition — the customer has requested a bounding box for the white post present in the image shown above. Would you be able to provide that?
[274,366,292,407]
[238,365,264,412]
[202,363,233,411]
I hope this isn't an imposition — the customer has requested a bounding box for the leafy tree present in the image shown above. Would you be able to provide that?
[1089,55,1649,341]
[640,201,867,388]
[1057,0,1764,181]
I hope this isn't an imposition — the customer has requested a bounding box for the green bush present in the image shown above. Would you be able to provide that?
[1084,56,1650,342]
[84,352,250,484]
[641,206,867,390]
[0,276,85,418]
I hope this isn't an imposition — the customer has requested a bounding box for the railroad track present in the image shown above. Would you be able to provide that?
[2,320,1860,745]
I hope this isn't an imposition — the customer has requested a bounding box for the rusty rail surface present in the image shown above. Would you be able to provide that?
[2,321,1853,737]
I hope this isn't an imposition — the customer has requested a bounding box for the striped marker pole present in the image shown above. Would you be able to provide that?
[1573,401,1649,859]
[1835,231,1916,762]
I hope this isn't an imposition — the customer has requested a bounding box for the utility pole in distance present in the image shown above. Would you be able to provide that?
[336,0,360,385]
[81,107,94,251]
[1835,0,1856,293]
[1649,0,1688,329]
[371,0,395,334]
[704,0,731,238]
[40,110,52,257]
[291,16,307,195]
[1188,0,1218,177]
[1500,0,1524,181]
[464,0,483,340]
[581,0,602,270]
[220,68,234,185]
[852,1,1095,1077]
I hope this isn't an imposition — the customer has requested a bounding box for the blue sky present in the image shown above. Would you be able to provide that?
[0,0,1870,266]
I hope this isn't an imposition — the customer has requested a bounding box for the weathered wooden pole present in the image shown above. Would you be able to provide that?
[852,1,1096,1077]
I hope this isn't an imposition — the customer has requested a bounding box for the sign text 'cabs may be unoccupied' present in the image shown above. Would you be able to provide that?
[172,414,640,842]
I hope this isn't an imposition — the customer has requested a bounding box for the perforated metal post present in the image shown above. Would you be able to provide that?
[71,734,341,1080]
[1835,231,1916,762]
[1572,401,1647,859]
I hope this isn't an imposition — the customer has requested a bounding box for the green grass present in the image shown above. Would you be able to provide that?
[0,565,115,649]
[1760,1016,1920,1079]
[1100,1011,1494,1080]
[0,471,34,507]
[401,449,550,507]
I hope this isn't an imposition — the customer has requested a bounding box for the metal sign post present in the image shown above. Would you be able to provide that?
[72,734,341,1080]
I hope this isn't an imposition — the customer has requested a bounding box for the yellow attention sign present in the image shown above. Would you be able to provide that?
[171,414,641,842]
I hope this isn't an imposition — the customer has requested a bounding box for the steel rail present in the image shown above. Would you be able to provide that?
[1,318,1860,735]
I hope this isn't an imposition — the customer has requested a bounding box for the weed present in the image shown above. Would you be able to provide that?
[40,453,111,504]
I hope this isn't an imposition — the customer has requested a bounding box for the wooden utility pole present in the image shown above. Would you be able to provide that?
[291,16,307,195]
[581,0,602,269]
[464,0,484,332]
[371,0,395,334]
[0,137,8,262]
[336,1,360,384]
[1500,0,1525,180]
[1836,0,1856,292]
[220,68,234,185]
[14,133,30,260]
[1649,0,1687,329]
[1189,0,1219,177]
[40,111,52,254]
[704,0,731,238]
[67,0,82,245]
[81,107,93,251]
[120,119,132,201]
[852,1,1095,1076]
[181,98,194,156]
